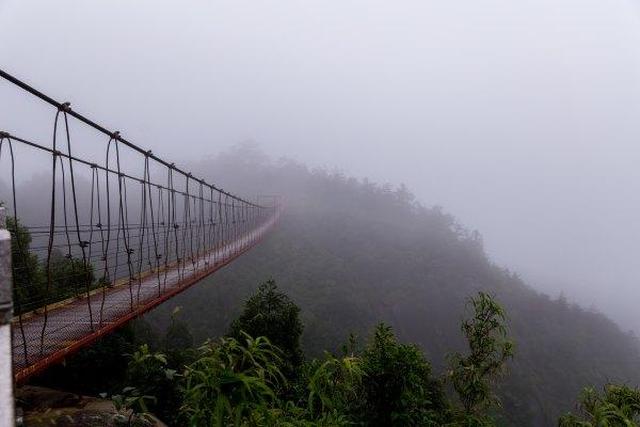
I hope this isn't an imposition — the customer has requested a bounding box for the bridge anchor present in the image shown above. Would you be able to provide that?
[0,207,15,426]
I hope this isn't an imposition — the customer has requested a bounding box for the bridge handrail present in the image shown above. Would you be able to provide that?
[0,68,263,208]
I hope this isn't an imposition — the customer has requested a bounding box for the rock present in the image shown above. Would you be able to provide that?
[16,386,81,410]
[15,386,166,427]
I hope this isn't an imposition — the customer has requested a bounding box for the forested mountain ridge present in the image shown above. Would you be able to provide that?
[147,145,640,425]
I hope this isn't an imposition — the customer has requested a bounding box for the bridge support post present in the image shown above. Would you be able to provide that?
[0,207,15,426]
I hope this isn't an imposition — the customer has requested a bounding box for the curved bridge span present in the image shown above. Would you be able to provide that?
[0,69,282,383]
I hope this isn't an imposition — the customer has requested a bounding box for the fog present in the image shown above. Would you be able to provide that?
[2,0,640,331]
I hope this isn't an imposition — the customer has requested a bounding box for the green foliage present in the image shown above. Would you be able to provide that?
[55,283,630,427]
[125,344,182,424]
[7,215,96,314]
[108,386,157,427]
[48,249,95,298]
[177,324,448,426]
[7,216,45,312]
[163,306,195,351]
[229,279,304,377]
[558,384,640,426]
[173,327,360,426]
[359,323,449,426]
[448,292,514,421]
[162,306,197,370]
[180,334,285,426]
[120,286,515,426]
[305,351,363,417]
[179,324,446,426]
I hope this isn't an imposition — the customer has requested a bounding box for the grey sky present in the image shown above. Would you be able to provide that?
[2,0,640,331]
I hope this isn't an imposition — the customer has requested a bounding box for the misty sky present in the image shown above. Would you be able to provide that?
[2,0,640,331]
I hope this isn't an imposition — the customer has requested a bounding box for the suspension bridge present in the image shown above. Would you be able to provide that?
[0,69,281,384]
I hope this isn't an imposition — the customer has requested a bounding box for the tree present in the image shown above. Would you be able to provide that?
[48,249,95,300]
[6,215,95,313]
[6,216,45,313]
[359,323,449,426]
[448,292,514,423]
[229,279,304,376]
[163,315,193,352]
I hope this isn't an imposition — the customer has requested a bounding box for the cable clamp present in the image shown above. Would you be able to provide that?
[112,131,121,140]
[90,163,98,169]
[79,241,89,248]
[0,131,9,138]
[59,102,71,112]
[146,150,153,156]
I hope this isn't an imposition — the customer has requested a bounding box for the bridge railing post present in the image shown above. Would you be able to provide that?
[0,207,15,426]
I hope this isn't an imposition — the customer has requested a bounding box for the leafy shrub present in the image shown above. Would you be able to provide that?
[180,334,284,426]
[559,384,640,426]
[359,323,449,426]
[229,279,304,379]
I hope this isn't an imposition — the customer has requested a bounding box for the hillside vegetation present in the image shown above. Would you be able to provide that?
[142,146,640,425]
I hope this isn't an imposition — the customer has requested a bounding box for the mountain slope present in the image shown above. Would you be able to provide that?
[148,146,640,425]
